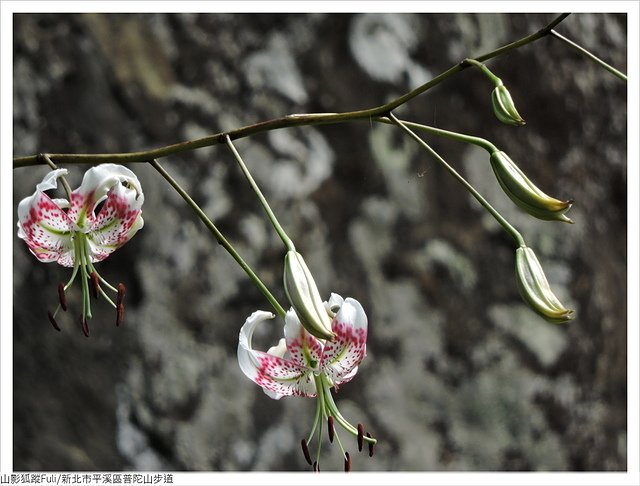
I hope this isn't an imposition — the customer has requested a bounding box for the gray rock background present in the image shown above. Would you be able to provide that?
[12,13,627,471]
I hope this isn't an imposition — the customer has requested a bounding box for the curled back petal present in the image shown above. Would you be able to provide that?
[17,169,74,266]
[87,180,145,262]
[320,297,368,385]
[238,310,316,399]
[284,308,324,371]
[67,164,144,229]
[324,292,344,316]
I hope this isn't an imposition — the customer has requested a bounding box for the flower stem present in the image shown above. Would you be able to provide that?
[13,14,571,169]
[462,58,502,85]
[550,29,627,81]
[224,135,296,252]
[148,159,287,319]
[374,117,498,153]
[389,113,525,247]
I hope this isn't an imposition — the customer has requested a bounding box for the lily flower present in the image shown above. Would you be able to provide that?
[238,293,376,471]
[17,164,144,335]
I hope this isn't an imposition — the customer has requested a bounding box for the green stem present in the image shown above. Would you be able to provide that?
[389,113,525,247]
[78,235,92,319]
[148,159,287,319]
[462,58,502,85]
[550,29,627,81]
[225,136,296,252]
[13,14,570,169]
[374,117,498,153]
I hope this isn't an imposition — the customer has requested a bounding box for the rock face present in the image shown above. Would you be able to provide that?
[12,13,627,471]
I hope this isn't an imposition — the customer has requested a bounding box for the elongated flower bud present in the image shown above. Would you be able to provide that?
[515,246,574,323]
[283,251,335,340]
[490,151,573,223]
[491,84,525,126]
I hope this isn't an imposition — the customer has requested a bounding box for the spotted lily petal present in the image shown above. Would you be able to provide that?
[86,177,145,263]
[17,169,74,266]
[284,308,324,371]
[67,164,144,231]
[238,310,316,399]
[320,297,368,385]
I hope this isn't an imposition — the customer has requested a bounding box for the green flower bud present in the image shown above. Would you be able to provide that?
[283,251,335,340]
[491,84,526,126]
[515,246,574,323]
[490,151,574,223]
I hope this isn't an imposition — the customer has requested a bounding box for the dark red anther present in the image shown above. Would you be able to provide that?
[313,461,320,473]
[327,416,335,443]
[57,283,67,311]
[366,432,375,457]
[48,311,61,332]
[116,283,126,307]
[344,452,352,472]
[90,272,100,300]
[80,316,90,337]
[357,423,364,452]
[116,304,125,327]
[300,439,312,465]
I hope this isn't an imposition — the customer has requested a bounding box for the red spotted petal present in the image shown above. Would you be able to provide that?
[320,298,368,385]
[87,182,144,262]
[66,164,144,230]
[238,311,317,399]
[284,309,324,370]
[17,169,74,266]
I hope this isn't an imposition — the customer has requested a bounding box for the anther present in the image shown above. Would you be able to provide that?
[116,304,125,327]
[57,283,67,311]
[344,452,352,472]
[80,315,90,337]
[366,432,375,457]
[313,461,320,473]
[300,439,312,465]
[357,423,364,452]
[90,272,100,300]
[47,311,61,332]
[327,416,335,443]
[116,283,126,307]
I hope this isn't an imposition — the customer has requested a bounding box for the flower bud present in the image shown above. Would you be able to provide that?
[491,84,525,126]
[490,151,573,223]
[283,251,335,340]
[515,246,574,323]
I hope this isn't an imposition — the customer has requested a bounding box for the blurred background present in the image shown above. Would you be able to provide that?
[12,13,627,471]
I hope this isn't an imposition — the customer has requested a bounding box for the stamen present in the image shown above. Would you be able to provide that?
[327,416,335,443]
[47,311,61,332]
[80,315,90,337]
[90,272,100,300]
[300,439,312,465]
[366,432,375,457]
[116,304,125,327]
[344,452,352,472]
[357,423,364,452]
[313,461,320,473]
[117,283,126,307]
[57,283,67,311]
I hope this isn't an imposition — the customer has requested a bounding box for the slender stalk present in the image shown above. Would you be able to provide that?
[148,159,287,318]
[388,113,525,247]
[225,136,296,252]
[462,58,502,85]
[550,29,627,81]
[13,14,570,169]
[374,117,498,153]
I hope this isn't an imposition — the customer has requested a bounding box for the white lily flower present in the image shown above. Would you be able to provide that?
[17,164,144,334]
[238,293,376,471]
